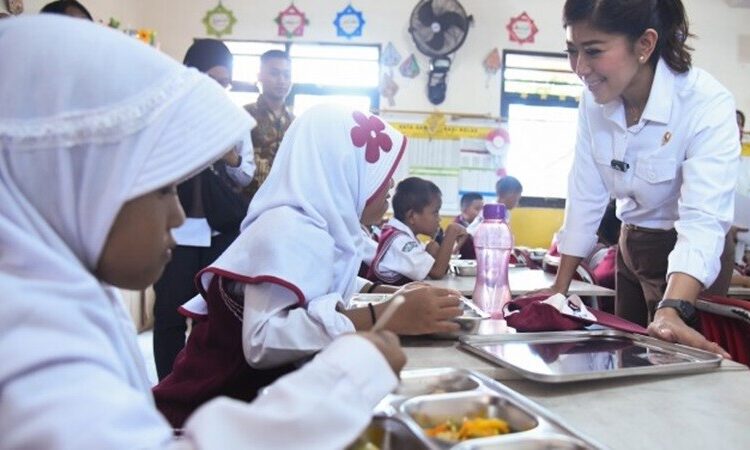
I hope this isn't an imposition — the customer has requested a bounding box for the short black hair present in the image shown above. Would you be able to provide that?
[40,0,93,20]
[495,176,523,197]
[738,110,746,129]
[393,177,441,222]
[260,49,291,65]
[460,192,483,210]
[183,39,233,73]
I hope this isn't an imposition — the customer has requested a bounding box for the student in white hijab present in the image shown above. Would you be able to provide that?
[155,103,463,427]
[0,15,404,450]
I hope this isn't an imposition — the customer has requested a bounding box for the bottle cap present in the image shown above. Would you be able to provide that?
[483,203,506,220]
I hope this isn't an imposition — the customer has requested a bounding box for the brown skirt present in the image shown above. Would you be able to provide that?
[615,224,733,327]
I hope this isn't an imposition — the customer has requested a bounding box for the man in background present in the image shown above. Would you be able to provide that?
[243,50,294,199]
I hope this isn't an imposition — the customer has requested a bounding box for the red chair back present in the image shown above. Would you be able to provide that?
[697,295,750,366]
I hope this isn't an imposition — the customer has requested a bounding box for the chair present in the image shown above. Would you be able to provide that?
[513,247,541,269]
[696,295,750,366]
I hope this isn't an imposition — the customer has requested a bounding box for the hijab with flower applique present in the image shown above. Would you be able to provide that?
[188,104,406,312]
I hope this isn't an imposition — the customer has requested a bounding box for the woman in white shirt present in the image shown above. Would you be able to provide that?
[552,0,737,357]
[0,16,403,449]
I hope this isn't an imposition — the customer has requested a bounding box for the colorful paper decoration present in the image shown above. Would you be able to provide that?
[381,42,402,70]
[333,4,365,39]
[108,18,158,47]
[202,2,237,38]
[486,127,511,177]
[483,48,501,75]
[380,72,399,107]
[399,54,420,78]
[276,3,309,39]
[424,113,447,140]
[506,12,538,45]
[483,47,501,87]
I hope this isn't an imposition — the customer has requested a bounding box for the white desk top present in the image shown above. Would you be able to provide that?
[424,267,616,297]
[402,339,750,450]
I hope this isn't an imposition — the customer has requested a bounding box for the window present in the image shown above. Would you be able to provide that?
[501,50,583,205]
[223,40,380,114]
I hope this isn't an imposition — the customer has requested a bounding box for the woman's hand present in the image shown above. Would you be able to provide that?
[384,286,462,335]
[648,308,731,359]
[358,330,406,375]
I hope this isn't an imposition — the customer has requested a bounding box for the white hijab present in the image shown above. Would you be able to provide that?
[197,104,406,307]
[0,14,251,407]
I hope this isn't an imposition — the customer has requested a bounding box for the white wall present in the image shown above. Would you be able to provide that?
[22,0,750,114]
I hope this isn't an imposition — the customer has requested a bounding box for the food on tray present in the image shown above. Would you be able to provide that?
[348,439,380,450]
[424,416,511,442]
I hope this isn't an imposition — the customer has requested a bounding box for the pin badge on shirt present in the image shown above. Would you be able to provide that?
[662,131,672,146]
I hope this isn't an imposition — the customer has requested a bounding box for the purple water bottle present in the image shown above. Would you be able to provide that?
[472,203,513,318]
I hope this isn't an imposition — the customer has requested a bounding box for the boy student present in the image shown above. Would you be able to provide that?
[1,16,406,449]
[495,175,523,220]
[466,175,524,235]
[454,192,483,259]
[367,177,467,284]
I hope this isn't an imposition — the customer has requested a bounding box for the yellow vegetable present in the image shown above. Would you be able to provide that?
[424,417,511,442]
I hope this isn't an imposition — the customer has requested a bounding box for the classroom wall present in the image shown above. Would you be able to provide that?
[24,0,747,114]
[21,0,750,247]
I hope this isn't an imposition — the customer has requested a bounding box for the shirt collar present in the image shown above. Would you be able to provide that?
[601,58,675,126]
[388,217,418,240]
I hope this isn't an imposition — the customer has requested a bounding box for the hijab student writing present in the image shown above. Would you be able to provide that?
[154,104,463,427]
[552,0,738,357]
[0,16,405,449]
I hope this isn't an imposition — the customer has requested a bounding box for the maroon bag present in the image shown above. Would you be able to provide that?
[504,293,647,335]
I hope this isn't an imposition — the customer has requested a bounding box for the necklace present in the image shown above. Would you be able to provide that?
[625,103,645,126]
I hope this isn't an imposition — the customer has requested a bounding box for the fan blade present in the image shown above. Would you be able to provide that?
[437,11,466,31]
[417,0,437,26]
[426,32,445,51]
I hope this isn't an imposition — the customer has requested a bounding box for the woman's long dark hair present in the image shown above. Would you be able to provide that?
[563,0,694,73]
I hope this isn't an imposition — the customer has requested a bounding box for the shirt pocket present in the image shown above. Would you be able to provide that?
[632,156,679,208]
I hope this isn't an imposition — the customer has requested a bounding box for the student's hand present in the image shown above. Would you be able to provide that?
[648,308,731,359]
[444,222,467,239]
[386,286,462,335]
[358,330,406,375]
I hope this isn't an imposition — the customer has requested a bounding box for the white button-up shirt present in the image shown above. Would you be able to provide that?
[558,59,740,287]
[376,218,435,281]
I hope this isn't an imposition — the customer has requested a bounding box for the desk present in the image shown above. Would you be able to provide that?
[402,338,750,450]
[728,285,750,298]
[424,267,615,298]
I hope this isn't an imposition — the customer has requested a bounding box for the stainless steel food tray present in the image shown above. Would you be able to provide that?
[351,367,604,450]
[349,294,491,339]
[459,330,722,383]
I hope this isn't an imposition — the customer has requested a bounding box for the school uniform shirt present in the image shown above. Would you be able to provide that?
[454,214,476,259]
[558,58,740,287]
[373,218,435,282]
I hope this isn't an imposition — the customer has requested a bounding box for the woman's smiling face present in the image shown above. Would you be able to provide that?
[565,20,641,105]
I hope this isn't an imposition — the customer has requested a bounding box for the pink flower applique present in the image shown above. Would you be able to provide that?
[350,111,393,163]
